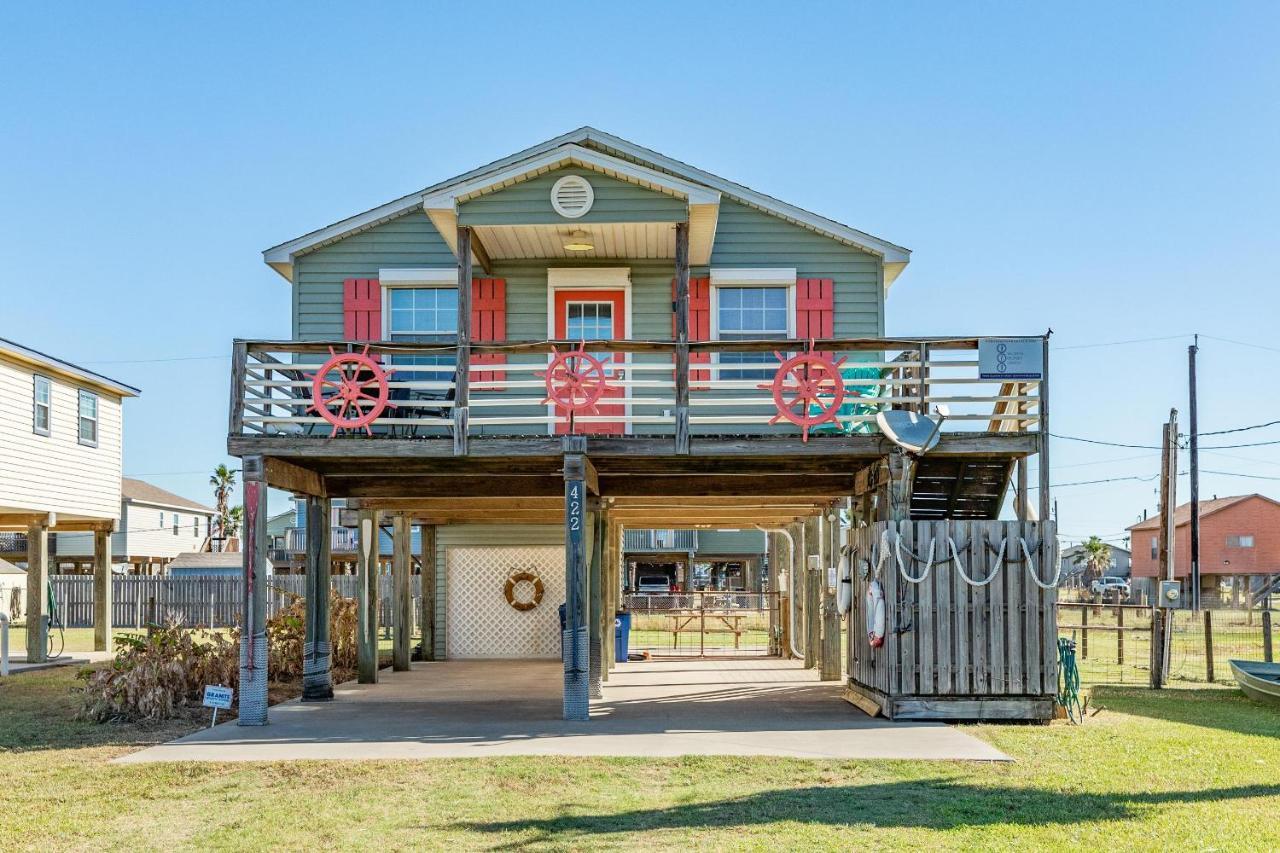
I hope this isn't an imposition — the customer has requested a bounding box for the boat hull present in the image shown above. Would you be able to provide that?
[1229,659,1280,706]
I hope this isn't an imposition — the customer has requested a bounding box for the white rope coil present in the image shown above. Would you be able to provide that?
[894,528,935,584]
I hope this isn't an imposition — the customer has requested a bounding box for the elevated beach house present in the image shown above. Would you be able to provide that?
[0,336,139,660]
[231,128,1056,722]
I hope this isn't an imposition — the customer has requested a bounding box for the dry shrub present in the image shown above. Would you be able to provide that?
[80,588,358,723]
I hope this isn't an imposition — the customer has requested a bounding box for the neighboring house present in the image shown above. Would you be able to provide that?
[168,551,273,578]
[623,528,767,592]
[51,478,215,574]
[0,336,139,659]
[0,557,24,620]
[1059,543,1132,583]
[1128,494,1280,605]
[227,127,1056,722]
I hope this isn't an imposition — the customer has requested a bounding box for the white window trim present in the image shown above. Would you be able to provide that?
[380,270,462,339]
[709,273,797,381]
[77,389,99,448]
[32,374,51,437]
[545,268,633,436]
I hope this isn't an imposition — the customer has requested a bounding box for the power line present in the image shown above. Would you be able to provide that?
[1049,433,1164,450]
[1198,419,1280,436]
[79,354,229,365]
[1052,333,1193,351]
[1200,334,1280,355]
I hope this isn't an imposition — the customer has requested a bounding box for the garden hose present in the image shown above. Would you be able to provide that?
[45,580,65,660]
[1057,637,1083,724]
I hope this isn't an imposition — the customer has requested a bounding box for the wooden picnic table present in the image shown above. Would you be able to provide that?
[661,610,750,650]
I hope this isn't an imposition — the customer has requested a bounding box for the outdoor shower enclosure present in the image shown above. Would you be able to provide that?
[846,519,1059,721]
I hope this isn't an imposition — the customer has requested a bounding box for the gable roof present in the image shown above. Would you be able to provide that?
[263,126,911,286]
[0,336,140,398]
[122,478,214,514]
[1127,494,1280,532]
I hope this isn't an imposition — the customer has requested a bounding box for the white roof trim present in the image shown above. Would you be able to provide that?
[422,144,720,211]
[263,127,910,286]
[379,267,458,285]
[0,337,140,397]
[710,267,799,286]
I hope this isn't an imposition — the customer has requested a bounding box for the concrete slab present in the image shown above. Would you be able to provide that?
[116,658,1008,763]
[3,652,110,674]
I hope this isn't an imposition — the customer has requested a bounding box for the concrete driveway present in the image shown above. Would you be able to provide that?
[117,658,1007,763]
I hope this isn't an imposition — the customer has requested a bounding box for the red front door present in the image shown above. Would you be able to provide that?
[552,289,626,435]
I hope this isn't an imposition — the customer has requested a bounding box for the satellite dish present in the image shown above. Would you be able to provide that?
[876,405,950,455]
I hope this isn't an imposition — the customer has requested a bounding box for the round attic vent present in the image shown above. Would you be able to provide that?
[550,175,594,219]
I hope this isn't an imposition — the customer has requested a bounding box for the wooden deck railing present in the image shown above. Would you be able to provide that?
[229,336,1046,447]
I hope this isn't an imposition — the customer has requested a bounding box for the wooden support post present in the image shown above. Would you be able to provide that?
[1080,606,1089,659]
[24,518,49,663]
[587,509,603,698]
[673,221,691,455]
[302,496,333,701]
[1015,457,1029,522]
[563,446,590,720]
[806,566,821,669]
[356,508,380,683]
[1038,334,1051,524]
[392,514,412,672]
[820,596,841,681]
[421,524,436,661]
[603,517,616,678]
[1116,606,1125,665]
[454,224,472,456]
[1263,610,1273,663]
[1203,609,1215,682]
[93,525,112,654]
[238,461,269,725]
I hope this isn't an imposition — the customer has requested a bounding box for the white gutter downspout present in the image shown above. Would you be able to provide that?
[757,525,803,660]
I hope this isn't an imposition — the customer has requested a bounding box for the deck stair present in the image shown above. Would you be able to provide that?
[909,456,1015,520]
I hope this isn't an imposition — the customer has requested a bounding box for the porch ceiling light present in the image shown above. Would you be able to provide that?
[562,230,595,252]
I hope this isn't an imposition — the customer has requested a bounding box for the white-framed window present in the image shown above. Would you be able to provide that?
[565,301,614,340]
[194,517,200,537]
[1149,536,1157,560]
[173,513,180,535]
[77,390,98,447]
[711,277,794,380]
[383,276,459,371]
[32,375,51,436]
[1227,535,1255,548]
[160,511,166,530]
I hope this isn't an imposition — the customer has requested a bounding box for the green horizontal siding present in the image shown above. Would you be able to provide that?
[293,212,456,340]
[458,166,685,226]
[695,529,767,555]
[708,199,884,337]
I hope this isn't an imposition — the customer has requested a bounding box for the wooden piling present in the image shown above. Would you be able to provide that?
[356,509,380,683]
[820,597,841,681]
[93,526,112,654]
[391,514,412,672]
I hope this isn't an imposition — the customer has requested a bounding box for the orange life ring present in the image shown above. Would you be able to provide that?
[504,571,545,612]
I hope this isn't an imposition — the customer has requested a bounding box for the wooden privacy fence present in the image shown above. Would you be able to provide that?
[49,575,420,630]
[848,520,1058,712]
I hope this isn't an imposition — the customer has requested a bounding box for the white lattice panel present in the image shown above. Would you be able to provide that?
[446,546,564,659]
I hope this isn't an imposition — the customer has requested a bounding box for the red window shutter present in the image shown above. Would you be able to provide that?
[672,276,712,383]
[343,278,382,341]
[470,277,506,387]
[795,278,834,341]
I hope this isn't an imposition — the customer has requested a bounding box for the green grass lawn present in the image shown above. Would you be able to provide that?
[2,665,1278,850]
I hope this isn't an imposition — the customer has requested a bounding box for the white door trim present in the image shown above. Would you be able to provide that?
[546,267,633,435]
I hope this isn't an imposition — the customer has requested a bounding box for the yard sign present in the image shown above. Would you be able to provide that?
[202,684,234,727]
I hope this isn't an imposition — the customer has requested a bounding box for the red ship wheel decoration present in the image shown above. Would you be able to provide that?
[758,347,851,442]
[306,346,396,436]
[538,343,616,432]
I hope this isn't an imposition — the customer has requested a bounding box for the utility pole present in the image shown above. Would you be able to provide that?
[1188,336,1200,610]
[1152,408,1178,689]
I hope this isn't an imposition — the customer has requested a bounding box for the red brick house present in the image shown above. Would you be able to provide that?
[1129,493,1280,602]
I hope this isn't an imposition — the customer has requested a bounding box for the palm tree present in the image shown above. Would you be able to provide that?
[225,505,245,539]
[209,464,239,552]
[1073,536,1113,585]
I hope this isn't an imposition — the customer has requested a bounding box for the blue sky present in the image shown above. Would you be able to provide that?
[3,3,1277,542]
